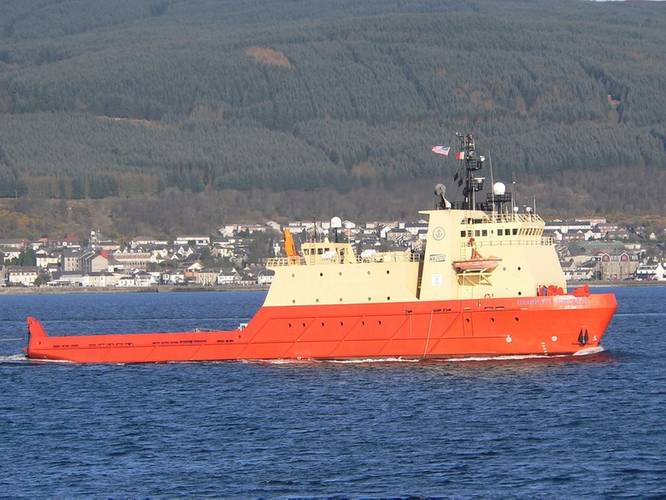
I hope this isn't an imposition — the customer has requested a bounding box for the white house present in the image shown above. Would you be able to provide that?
[217,268,240,285]
[175,235,210,246]
[195,269,220,286]
[36,250,61,269]
[7,267,39,286]
[116,272,154,287]
[161,270,185,285]
[81,272,119,287]
[134,271,154,287]
[635,263,666,281]
[187,262,204,272]
[131,236,169,246]
[0,247,22,262]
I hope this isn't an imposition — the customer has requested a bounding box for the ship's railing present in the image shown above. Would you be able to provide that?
[266,252,422,267]
[461,213,544,224]
[464,237,554,248]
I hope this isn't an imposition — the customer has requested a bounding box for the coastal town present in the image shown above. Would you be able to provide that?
[1,216,665,290]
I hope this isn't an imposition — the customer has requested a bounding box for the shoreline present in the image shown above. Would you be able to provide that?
[570,281,666,288]
[0,285,270,295]
[0,281,664,295]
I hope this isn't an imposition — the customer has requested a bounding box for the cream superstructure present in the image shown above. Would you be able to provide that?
[265,209,565,307]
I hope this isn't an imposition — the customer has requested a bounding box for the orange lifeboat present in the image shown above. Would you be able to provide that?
[452,237,501,272]
[452,258,501,272]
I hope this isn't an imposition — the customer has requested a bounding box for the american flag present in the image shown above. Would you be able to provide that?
[431,145,451,157]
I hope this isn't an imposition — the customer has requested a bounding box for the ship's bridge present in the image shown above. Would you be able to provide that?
[458,212,552,251]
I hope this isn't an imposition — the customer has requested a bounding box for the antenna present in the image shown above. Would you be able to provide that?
[511,175,517,217]
[489,152,495,215]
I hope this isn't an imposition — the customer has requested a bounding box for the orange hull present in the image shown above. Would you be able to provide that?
[25,293,617,364]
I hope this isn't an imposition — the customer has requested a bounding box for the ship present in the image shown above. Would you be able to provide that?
[24,133,617,363]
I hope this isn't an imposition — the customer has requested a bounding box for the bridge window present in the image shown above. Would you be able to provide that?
[498,229,503,236]
[482,230,488,236]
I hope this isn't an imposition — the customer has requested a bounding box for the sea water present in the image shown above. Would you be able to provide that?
[0,287,664,496]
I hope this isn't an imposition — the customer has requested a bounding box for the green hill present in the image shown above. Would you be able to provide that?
[0,0,665,231]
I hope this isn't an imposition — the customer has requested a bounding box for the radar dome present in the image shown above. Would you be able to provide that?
[493,182,506,196]
[330,216,342,229]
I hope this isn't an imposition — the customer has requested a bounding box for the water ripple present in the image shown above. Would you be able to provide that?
[0,288,664,496]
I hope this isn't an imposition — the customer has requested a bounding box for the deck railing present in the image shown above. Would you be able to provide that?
[461,213,544,224]
[466,237,554,248]
[266,252,422,267]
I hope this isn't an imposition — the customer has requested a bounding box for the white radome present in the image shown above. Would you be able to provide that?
[330,216,342,229]
[493,182,506,196]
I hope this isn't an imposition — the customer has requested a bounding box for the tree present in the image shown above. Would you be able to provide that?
[13,249,37,267]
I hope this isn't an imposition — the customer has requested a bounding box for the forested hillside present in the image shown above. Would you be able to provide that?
[0,0,665,232]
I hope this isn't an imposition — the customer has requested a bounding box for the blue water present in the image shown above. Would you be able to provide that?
[1,287,665,497]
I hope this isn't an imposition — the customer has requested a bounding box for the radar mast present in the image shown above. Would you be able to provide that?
[457,133,485,210]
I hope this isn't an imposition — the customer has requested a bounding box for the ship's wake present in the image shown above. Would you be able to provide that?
[259,348,607,365]
[573,346,606,356]
[4,347,606,366]
[324,357,421,364]
[0,354,28,363]
[0,354,77,364]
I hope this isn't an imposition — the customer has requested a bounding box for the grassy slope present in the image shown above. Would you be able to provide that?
[0,0,664,236]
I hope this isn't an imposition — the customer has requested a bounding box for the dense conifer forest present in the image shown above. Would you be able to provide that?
[0,0,664,236]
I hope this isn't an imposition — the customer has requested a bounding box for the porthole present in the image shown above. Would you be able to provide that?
[339,272,342,276]
[514,317,519,322]
[288,323,292,328]
[465,318,470,323]
[368,297,372,301]
[517,266,522,271]
[302,322,306,327]
[340,321,344,326]
[367,271,371,275]
[339,298,343,302]
[291,273,295,278]
[321,322,325,326]
[292,299,296,304]
[387,296,391,301]
[315,298,319,303]
[491,318,495,322]
[386,270,390,274]
[361,321,366,326]
[320,272,324,277]
[518,291,522,296]
[378,320,382,326]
